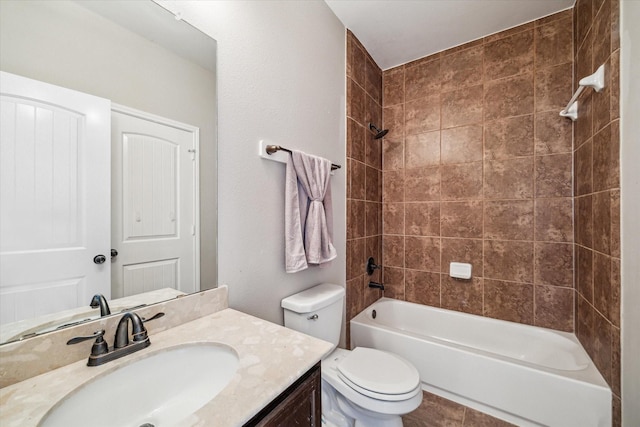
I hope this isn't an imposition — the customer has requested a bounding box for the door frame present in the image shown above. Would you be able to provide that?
[111,103,200,293]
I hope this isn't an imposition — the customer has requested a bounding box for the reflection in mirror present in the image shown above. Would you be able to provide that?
[0,0,217,344]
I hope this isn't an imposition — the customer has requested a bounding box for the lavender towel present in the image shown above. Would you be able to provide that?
[285,150,337,273]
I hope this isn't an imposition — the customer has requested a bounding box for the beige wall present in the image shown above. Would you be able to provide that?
[620,1,640,423]
[157,1,347,327]
[0,0,218,288]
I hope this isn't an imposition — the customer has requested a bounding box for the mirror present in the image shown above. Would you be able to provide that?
[0,0,217,344]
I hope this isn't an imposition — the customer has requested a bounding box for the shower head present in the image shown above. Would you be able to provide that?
[369,123,389,139]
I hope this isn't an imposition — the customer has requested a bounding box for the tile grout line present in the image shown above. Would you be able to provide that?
[438,57,443,308]
[481,35,486,316]
[533,13,539,327]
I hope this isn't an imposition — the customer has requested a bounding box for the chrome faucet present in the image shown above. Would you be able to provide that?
[89,294,111,317]
[67,311,164,367]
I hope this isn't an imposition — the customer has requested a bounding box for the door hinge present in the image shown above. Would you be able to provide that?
[188,148,196,160]
[191,225,196,236]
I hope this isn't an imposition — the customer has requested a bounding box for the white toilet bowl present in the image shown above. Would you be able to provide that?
[320,348,422,427]
[281,284,422,427]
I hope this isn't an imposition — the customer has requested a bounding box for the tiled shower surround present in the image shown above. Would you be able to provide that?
[381,10,575,330]
[346,3,620,425]
[345,29,515,427]
[574,0,621,424]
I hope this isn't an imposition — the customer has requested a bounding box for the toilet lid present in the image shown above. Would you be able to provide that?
[336,347,420,397]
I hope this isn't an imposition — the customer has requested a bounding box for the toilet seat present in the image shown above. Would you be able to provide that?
[321,348,423,417]
[336,347,420,401]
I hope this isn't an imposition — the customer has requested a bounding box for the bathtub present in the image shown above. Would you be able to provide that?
[350,298,611,427]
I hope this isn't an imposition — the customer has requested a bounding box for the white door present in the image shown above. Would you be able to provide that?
[0,72,111,324]
[111,107,198,298]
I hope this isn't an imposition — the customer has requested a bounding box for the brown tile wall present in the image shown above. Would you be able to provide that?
[346,4,620,423]
[381,10,575,332]
[573,0,621,425]
[346,30,383,344]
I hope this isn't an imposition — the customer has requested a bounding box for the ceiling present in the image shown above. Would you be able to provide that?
[325,0,575,70]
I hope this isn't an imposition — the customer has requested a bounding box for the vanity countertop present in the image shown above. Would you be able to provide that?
[0,308,333,427]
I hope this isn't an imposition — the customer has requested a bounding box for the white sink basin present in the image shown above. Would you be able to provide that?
[39,343,239,427]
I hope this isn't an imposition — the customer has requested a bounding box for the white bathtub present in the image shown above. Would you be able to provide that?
[350,298,611,427]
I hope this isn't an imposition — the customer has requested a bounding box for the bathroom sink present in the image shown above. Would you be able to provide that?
[39,343,239,427]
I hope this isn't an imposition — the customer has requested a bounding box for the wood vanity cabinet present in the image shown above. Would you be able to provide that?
[244,362,321,427]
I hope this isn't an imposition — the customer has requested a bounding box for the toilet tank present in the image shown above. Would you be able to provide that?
[281,283,344,349]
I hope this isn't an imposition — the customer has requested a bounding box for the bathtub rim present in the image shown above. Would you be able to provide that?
[350,297,610,389]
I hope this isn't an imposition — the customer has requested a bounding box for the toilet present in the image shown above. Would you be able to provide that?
[282,283,422,427]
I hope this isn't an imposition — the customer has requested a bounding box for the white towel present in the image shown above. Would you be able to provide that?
[285,150,337,273]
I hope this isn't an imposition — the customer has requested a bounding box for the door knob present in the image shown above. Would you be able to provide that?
[93,255,106,264]
[111,249,118,259]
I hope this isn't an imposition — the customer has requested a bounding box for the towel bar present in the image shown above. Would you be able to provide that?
[259,140,341,170]
[560,64,606,121]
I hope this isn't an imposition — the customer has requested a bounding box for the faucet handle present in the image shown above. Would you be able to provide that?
[67,330,105,345]
[67,330,109,357]
[141,312,165,323]
[366,257,381,276]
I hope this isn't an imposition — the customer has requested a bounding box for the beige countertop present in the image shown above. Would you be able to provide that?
[0,308,333,427]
